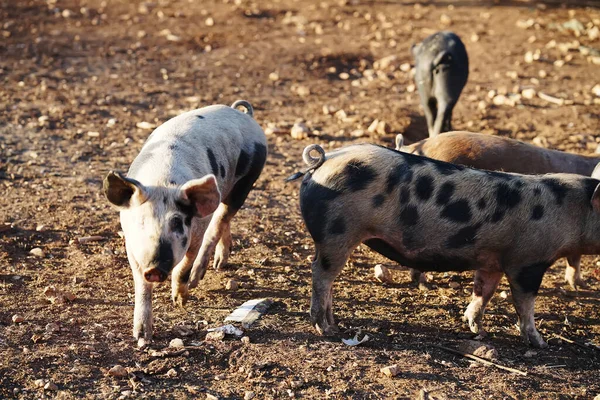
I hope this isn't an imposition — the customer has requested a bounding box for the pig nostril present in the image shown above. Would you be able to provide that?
[144,269,166,283]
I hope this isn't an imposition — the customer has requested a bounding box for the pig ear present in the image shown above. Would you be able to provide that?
[592,183,600,213]
[180,175,221,217]
[592,162,600,180]
[103,171,147,209]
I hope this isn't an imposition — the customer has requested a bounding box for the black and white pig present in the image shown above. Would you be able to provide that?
[412,31,469,137]
[103,100,267,346]
[290,143,600,348]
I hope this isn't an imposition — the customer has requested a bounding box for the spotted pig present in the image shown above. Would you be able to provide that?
[412,31,469,137]
[103,100,267,346]
[396,131,600,289]
[290,143,600,348]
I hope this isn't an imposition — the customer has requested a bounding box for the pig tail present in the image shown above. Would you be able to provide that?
[231,100,254,117]
[285,144,326,182]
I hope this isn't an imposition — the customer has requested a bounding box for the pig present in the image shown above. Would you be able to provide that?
[396,131,600,289]
[103,100,267,346]
[289,142,600,347]
[412,31,469,137]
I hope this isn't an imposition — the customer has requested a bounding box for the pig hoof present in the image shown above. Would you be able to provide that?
[523,330,547,349]
[314,323,339,336]
[137,338,150,349]
[172,290,189,307]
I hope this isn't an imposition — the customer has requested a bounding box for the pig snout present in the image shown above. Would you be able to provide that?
[144,268,168,283]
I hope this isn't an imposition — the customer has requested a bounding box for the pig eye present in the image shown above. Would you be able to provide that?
[169,217,184,234]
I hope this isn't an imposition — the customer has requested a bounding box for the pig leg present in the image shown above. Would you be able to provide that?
[310,249,348,336]
[423,98,437,137]
[188,203,234,288]
[463,269,503,335]
[505,263,550,348]
[431,100,454,137]
[213,222,232,271]
[131,261,154,346]
[565,255,586,289]
[171,235,202,307]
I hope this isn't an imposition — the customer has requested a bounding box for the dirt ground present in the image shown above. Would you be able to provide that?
[1,0,600,398]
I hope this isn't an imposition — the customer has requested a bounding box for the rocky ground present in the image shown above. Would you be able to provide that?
[1,0,600,399]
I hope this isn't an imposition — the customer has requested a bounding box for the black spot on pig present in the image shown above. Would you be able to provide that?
[403,153,427,168]
[226,143,267,211]
[436,182,455,205]
[168,143,177,151]
[533,187,541,196]
[447,223,481,248]
[321,255,331,271]
[542,178,568,205]
[441,199,471,223]
[175,200,195,225]
[514,262,551,294]
[415,175,434,201]
[235,149,251,177]
[402,232,417,250]
[496,182,521,209]
[531,205,544,220]
[372,194,385,208]
[386,164,413,193]
[344,160,377,192]
[153,239,175,275]
[207,149,219,177]
[181,236,188,248]
[170,216,184,234]
[490,210,504,223]
[197,115,205,120]
[399,187,411,205]
[300,180,342,243]
[363,239,472,272]
[329,217,346,235]
[220,164,226,178]
[400,205,419,226]
[477,198,486,210]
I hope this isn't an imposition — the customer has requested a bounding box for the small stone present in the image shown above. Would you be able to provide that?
[374,55,398,71]
[12,314,24,323]
[269,72,279,81]
[169,338,184,348]
[524,350,537,358]
[206,394,219,400]
[225,279,238,291]
[470,33,479,42]
[334,109,347,120]
[521,88,536,99]
[87,131,100,138]
[61,9,72,18]
[291,122,310,140]
[538,70,548,78]
[166,368,178,378]
[34,379,45,388]
[44,382,58,391]
[449,281,461,289]
[440,14,451,25]
[375,121,390,135]
[592,84,600,97]
[30,248,44,257]
[492,94,507,106]
[205,330,226,341]
[406,84,416,93]
[374,264,393,283]
[205,17,214,26]
[244,391,256,400]
[477,100,487,111]
[45,323,60,333]
[380,364,400,377]
[36,224,48,232]
[108,365,128,378]
[241,336,251,344]
[399,63,411,72]
[458,340,498,360]
[524,51,534,63]
[293,85,310,97]
[322,105,337,115]
[136,121,155,130]
[350,129,365,138]
[106,332,116,340]
[339,72,350,80]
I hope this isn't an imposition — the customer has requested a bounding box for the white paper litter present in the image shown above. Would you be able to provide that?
[342,334,370,347]
[224,298,272,326]
[207,324,244,337]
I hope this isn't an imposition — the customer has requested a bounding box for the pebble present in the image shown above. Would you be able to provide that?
[440,14,452,25]
[592,84,600,97]
[205,17,214,26]
[206,394,219,400]
[34,379,46,388]
[492,94,508,106]
[293,85,310,97]
[169,338,184,348]
[108,365,128,378]
[45,323,60,333]
[205,330,226,341]
[290,122,310,140]
[269,72,279,81]
[374,264,393,283]
[448,281,461,289]
[374,55,398,71]
[350,129,365,138]
[166,368,178,378]
[458,340,498,360]
[334,109,347,120]
[521,88,536,99]
[30,248,45,258]
[244,391,256,400]
[399,63,411,72]
[12,314,24,323]
[322,105,337,115]
[44,382,58,391]
[380,364,400,377]
[36,224,48,232]
[241,336,251,344]
[136,121,155,130]
[339,72,350,80]
[225,279,239,291]
[470,33,480,42]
